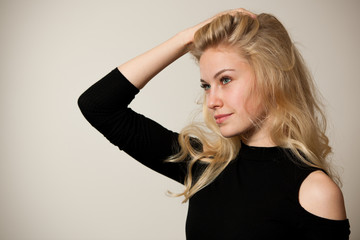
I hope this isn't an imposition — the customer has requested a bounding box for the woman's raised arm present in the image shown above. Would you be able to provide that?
[117,8,255,89]
[117,31,190,89]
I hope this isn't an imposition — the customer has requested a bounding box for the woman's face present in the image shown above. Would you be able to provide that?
[199,46,271,146]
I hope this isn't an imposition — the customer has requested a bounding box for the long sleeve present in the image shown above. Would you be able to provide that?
[78,68,186,184]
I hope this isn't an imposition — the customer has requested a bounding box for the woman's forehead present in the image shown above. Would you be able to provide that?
[199,47,250,79]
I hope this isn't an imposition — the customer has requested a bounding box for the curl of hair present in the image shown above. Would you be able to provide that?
[168,13,339,203]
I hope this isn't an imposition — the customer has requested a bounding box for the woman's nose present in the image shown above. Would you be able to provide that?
[207,90,223,109]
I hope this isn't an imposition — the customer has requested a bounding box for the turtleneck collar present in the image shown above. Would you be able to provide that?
[239,142,286,162]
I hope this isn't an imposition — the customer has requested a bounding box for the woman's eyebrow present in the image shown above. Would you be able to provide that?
[200,69,235,83]
[213,69,235,78]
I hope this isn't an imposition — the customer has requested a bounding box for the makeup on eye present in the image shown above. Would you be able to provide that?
[220,76,232,85]
[200,75,232,91]
[200,82,211,90]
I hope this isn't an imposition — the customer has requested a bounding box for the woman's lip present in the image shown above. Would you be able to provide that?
[214,113,232,124]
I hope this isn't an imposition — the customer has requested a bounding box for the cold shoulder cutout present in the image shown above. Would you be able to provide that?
[299,170,347,220]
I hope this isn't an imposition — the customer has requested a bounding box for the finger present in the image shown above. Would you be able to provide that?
[228,8,256,19]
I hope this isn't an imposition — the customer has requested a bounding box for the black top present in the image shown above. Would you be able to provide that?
[78,68,350,240]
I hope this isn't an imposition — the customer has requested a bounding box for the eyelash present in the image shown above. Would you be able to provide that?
[200,83,211,90]
[221,76,232,85]
[200,76,232,90]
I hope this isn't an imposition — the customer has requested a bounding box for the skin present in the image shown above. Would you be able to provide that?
[300,170,347,220]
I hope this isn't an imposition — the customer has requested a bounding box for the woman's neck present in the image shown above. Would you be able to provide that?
[242,116,275,147]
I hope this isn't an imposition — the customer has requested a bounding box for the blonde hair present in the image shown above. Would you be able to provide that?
[169,13,338,203]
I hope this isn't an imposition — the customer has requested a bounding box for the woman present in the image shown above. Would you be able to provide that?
[78,8,350,239]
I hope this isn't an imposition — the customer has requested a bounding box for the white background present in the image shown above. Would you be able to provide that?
[1,0,359,239]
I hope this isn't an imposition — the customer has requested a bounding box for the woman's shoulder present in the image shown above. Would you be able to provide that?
[299,170,347,221]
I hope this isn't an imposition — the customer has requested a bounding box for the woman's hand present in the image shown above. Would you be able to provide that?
[181,8,256,46]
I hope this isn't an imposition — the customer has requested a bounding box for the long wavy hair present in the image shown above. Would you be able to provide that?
[168,13,338,203]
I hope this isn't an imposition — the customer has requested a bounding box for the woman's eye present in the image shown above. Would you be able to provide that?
[200,83,211,90]
[221,77,231,85]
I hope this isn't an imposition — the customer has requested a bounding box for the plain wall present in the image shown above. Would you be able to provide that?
[1,0,359,239]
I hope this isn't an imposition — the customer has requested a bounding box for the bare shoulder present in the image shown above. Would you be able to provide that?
[299,170,347,220]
